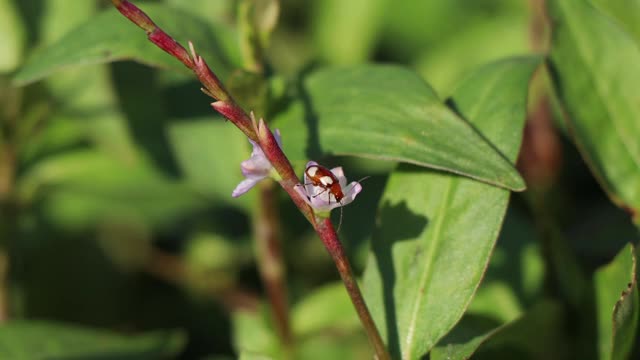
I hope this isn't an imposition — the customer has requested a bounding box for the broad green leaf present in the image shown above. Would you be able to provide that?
[589,0,640,45]
[0,0,26,72]
[432,300,564,360]
[362,56,539,359]
[14,3,239,86]
[274,64,525,191]
[549,0,640,224]
[0,321,185,359]
[594,243,639,360]
[431,210,546,359]
[312,0,386,64]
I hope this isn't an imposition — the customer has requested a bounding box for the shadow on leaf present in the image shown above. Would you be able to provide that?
[372,199,429,358]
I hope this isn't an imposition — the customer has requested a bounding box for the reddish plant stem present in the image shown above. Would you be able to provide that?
[315,217,390,360]
[255,182,292,345]
[110,2,388,357]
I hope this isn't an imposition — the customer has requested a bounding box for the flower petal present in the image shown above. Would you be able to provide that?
[341,181,363,205]
[331,166,347,188]
[232,178,261,197]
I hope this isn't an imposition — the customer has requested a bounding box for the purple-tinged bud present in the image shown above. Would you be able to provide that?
[189,42,229,102]
[211,101,254,137]
[112,0,156,33]
[149,29,194,68]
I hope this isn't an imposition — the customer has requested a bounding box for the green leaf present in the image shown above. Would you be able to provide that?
[362,56,539,359]
[431,210,547,360]
[548,0,640,224]
[13,3,239,86]
[594,243,639,360]
[274,64,526,191]
[589,0,640,46]
[432,300,565,360]
[0,321,185,359]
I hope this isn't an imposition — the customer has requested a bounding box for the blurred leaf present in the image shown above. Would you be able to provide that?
[472,300,566,359]
[232,307,281,359]
[415,14,529,95]
[25,0,140,163]
[184,232,239,294]
[594,243,639,360]
[167,116,252,208]
[432,300,565,360]
[17,150,206,229]
[468,209,545,324]
[380,1,526,60]
[589,0,640,45]
[0,0,26,72]
[312,0,386,64]
[291,282,360,337]
[362,57,539,359]
[274,64,526,191]
[165,0,232,21]
[548,0,640,225]
[296,330,371,360]
[0,321,185,359]
[14,4,239,86]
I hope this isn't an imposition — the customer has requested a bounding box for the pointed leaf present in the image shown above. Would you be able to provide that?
[0,321,184,359]
[362,56,539,359]
[274,64,525,191]
[431,300,565,360]
[14,4,239,86]
[549,0,640,224]
[594,243,639,360]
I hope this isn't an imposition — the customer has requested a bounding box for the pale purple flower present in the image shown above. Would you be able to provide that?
[294,161,363,213]
[232,129,282,197]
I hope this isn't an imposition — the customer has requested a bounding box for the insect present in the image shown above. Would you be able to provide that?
[300,163,369,232]
[304,164,344,203]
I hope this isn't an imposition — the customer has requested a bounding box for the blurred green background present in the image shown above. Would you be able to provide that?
[0,0,638,359]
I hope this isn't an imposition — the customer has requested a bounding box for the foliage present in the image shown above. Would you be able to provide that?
[0,0,638,359]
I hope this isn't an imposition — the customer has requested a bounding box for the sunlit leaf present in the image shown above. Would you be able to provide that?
[274,64,526,191]
[594,243,639,360]
[362,56,539,359]
[549,0,640,225]
[14,4,239,86]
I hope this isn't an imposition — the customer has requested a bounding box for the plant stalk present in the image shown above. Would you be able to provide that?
[255,181,292,346]
[315,217,390,360]
[110,2,389,356]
